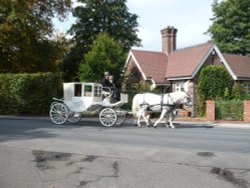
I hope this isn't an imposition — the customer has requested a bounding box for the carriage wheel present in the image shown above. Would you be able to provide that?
[115,109,127,125]
[68,113,81,123]
[99,108,117,127]
[49,102,68,125]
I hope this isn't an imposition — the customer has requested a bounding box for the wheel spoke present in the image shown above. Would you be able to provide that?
[99,108,117,127]
[49,103,68,125]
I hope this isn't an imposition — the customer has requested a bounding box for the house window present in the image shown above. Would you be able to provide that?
[174,82,184,92]
[244,83,250,94]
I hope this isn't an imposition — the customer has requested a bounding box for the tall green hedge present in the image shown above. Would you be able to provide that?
[0,73,62,115]
[198,66,233,100]
[197,66,233,116]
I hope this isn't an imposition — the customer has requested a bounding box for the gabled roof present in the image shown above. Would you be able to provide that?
[223,54,250,80]
[165,42,214,79]
[125,42,250,85]
[127,49,168,84]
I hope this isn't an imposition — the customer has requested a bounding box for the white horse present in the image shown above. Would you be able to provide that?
[132,81,191,128]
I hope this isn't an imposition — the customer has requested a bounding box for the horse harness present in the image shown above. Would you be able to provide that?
[140,93,175,111]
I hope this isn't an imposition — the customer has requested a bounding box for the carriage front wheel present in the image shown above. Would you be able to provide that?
[99,108,117,127]
[49,102,68,125]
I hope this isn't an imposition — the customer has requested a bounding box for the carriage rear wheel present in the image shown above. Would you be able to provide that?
[68,112,81,123]
[115,109,127,125]
[49,102,68,125]
[99,108,117,127]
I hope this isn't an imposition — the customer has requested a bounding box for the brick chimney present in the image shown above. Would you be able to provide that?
[161,26,177,55]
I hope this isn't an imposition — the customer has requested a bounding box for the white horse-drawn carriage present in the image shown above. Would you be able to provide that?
[50,81,191,128]
[49,82,128,127]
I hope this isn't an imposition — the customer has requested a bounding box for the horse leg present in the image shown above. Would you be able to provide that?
[136,110,142,127]
[141,109,151,127]
[141,113,148,126]
[146,113,152,127]
[134,109,141,127]
[153,108,167,128]
[136,108,146,127]
[168,110,176,129]
[165,111,170,128]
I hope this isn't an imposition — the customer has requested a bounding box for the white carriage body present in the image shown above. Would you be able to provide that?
[63,82,103,112]
[50,82,128,126]
[62,82,128,113]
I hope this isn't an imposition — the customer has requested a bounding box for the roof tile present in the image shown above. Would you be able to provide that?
[165,42,214,78]
[131,50,168,84]
[223,54,250,79]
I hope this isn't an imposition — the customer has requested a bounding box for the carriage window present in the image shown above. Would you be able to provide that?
[94,86,102,97]
[84,85,92,97]
[74,84,82,97]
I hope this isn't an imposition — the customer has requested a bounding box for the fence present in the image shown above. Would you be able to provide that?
[206,100,250,123]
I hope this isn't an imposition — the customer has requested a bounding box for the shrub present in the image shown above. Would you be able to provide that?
[232,83,247,100]
[0,73,62,115]
[215,100,243,121]
[244,94,250,100]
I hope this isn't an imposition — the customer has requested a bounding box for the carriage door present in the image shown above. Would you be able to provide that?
[83,84,93,108]
[70,83,86,112]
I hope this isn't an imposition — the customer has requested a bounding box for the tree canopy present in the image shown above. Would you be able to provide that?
[207,0,250,55]
[63,0,141,81]
[0,0,71,73]
[79,32,126,86]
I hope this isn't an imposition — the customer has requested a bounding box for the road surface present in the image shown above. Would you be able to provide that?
[0,118,250,188]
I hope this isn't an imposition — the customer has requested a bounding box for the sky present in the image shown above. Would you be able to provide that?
[54,0,215,52]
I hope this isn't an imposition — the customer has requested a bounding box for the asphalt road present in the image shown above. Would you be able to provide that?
[0,118,250,188]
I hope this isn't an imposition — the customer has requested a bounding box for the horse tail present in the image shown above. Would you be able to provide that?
[131,94,141,117]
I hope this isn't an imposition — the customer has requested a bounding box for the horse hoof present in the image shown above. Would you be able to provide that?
[154,126,157,129]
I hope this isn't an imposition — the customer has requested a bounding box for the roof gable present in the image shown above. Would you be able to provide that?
[127,49,168,84]
[165,42,214,79]
[125,42,250,84]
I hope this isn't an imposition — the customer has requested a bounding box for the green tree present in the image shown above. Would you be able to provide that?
[52,32,73,72]
[0,0,71,73]
[79,32,126,86]
[63,0,141,81]
[207,0,250,55]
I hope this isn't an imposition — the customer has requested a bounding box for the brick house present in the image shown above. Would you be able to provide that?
[123,26,250,116]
